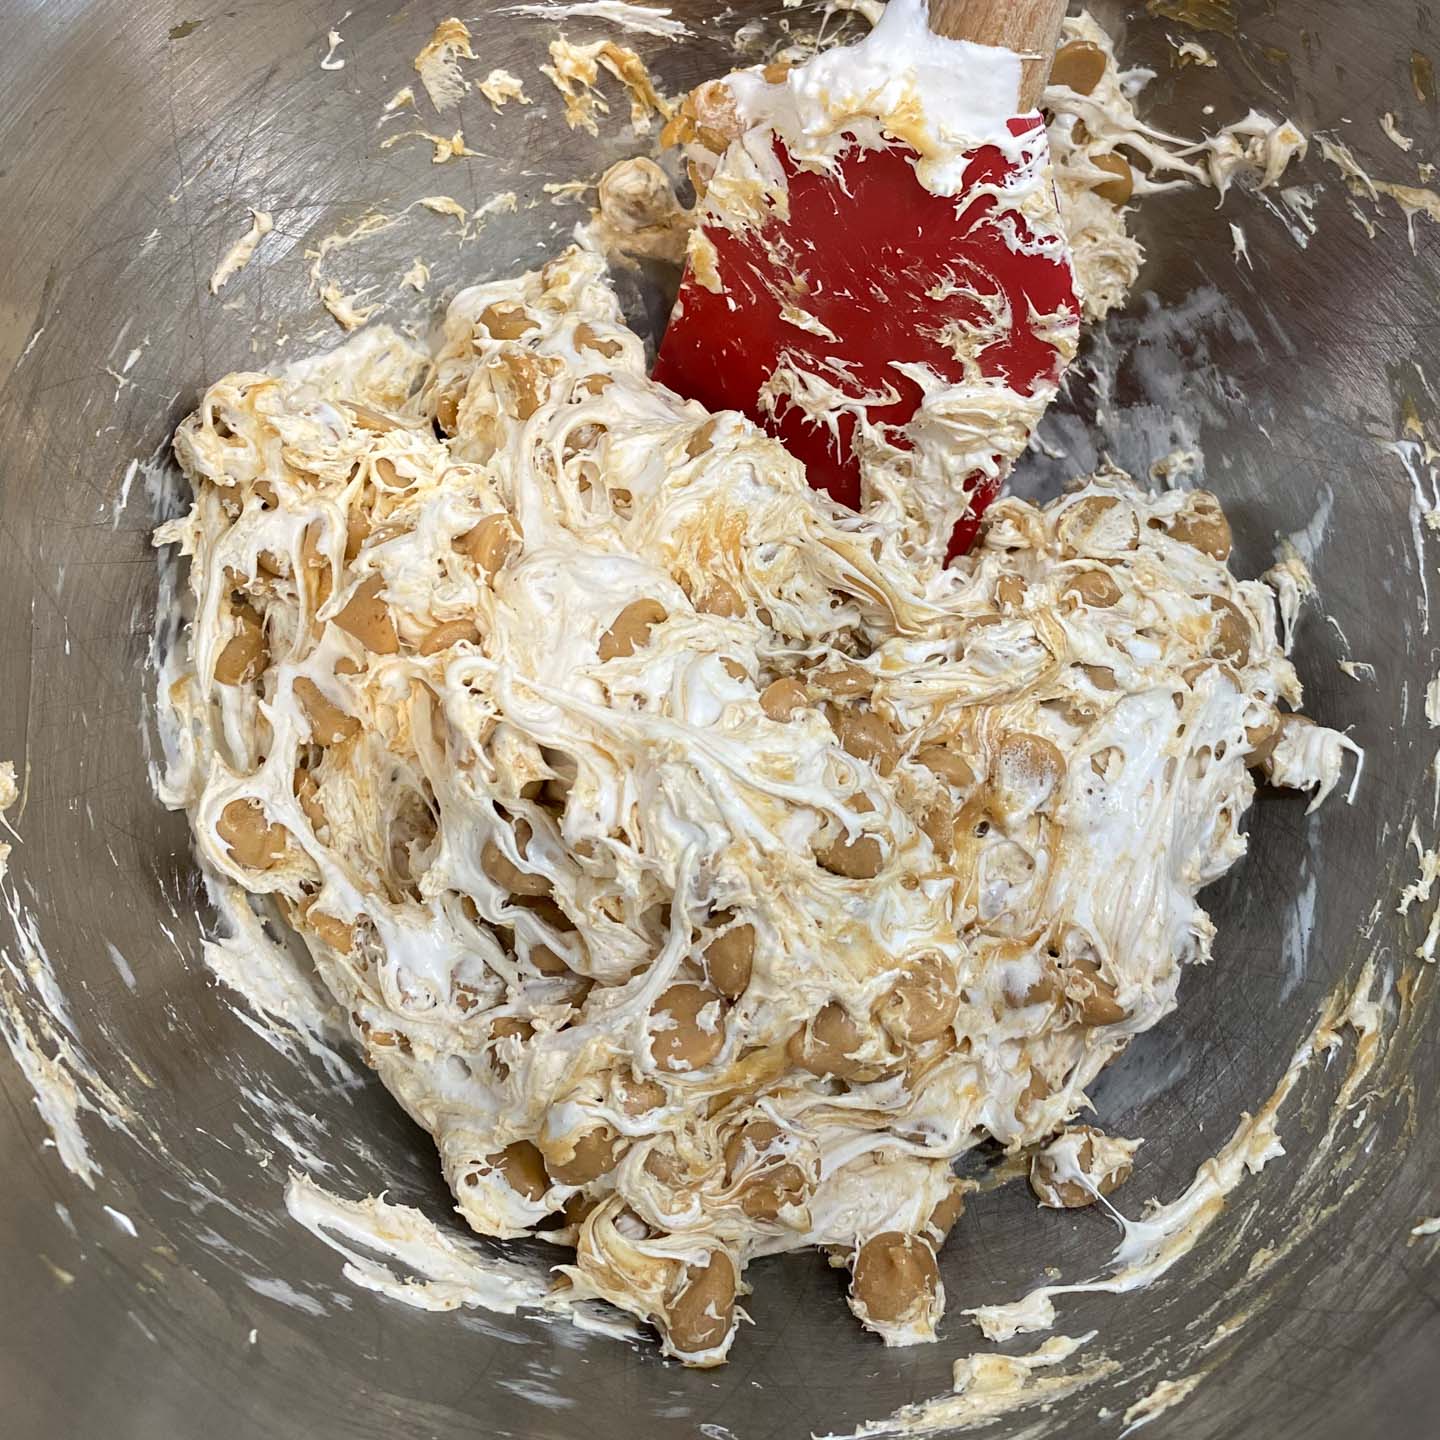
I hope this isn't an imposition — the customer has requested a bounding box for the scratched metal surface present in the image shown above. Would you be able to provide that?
[0,2,1437,1437]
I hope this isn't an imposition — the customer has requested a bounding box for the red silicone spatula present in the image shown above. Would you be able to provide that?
[653,0,1077,560]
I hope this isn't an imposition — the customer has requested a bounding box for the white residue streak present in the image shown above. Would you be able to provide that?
[474,191,519,225]
[815,1333,1113,1439]
[500,2,691,37]
[1381,113,1414,152]
[478,68,531,110]
[1172,38,1216,67]
[1385,439,1440,633]
[198,880,350,1070]
[104,1204,139,1237]
[1121,1372,1207,1432]
[105,941,137,989]
[1321,134,1440,250]
[1263,539,1316,654]
[0,885,139,1187]
[1397,819,1440,961]
[413,17,475,111]
[1230,222,1251,268]
[320,16,348,72]
[113,459,140,529]
[286,1173,549,1312]
[285,1173,635,1340]
[245,1274,329,1316]
[209,209,273,294]
[319,284,380,332]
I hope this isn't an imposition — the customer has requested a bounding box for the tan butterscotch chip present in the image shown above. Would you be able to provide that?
[663,1251,736,1355]
[345,506,371,563]
[434,384,463,435]
[485,1140,550,1200]
[704,919,755,999]
[618,1075,667,1116]
[1030,1126,1135,1209]
[810,659,872,698]
[482,821,551,897]
[1166,490,1232,559]
[1069,954,1126,1026]
[575,322,622,358]
[875,955,958,1045]
[828,705,899,776]
[335,573,399,654]
[455,514,518,579]
[419,618,480,655]
[650,983,728,1072]
[300,523,333,607]
[294,769,326,831]
[723,1118,809,1220]
[788,1002,867,1079]
[815,824,884,879]
[760,678,810,720]
[480,302,538,340]
[686,417,719,459]
[305,906,355,954]
[490,351,558,420]
[995,573,1027,608]
[925,1183,967,1244]
[294,677,360,745]
[530,943,570,976]
[561,1190,598,1231]
[217,798,288,870]
[1050,39,1107,95]
[1061,569,1121,608]
[916,744,974,790]
[598,599,667,661]
[1091,152,1134,206]
[1207,596,1253,667]
[215,604,267,685]
[696,577,744,618]
[543,1124,626,1185]
[490,1015,535,1047]
[850,1232,938,1325]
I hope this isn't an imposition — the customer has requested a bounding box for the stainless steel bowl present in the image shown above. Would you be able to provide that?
[2,3,1438,1436]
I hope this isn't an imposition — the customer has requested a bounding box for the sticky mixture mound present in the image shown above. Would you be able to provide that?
[156,243,1354,1365]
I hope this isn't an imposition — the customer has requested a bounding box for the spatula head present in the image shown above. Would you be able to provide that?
[654,117,1079,560]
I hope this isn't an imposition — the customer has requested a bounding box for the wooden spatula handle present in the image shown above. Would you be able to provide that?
[929,0,1069,109]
